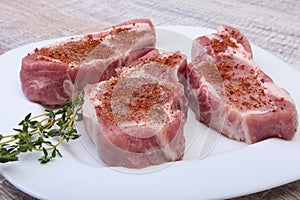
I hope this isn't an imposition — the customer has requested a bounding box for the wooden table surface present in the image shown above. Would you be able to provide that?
[0,0,299,199]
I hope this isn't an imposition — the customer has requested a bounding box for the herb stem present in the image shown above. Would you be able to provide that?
[0,138,17,146]
[0,92,83,163]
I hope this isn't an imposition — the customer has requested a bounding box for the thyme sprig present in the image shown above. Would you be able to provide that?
[0,92,84,164]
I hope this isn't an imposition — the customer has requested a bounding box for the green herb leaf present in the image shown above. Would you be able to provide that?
[0,92,83,164]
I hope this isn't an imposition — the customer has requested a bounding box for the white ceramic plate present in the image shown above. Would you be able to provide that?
[1,26,300,200]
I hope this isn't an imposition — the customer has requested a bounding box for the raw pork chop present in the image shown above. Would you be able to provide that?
[20,19,155,105]
[82,51,187,168]
[187,25,298,143]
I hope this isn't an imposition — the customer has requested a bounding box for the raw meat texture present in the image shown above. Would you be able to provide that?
[20,19,155,105]
[187,25,298,144]
[82,51,188,168]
